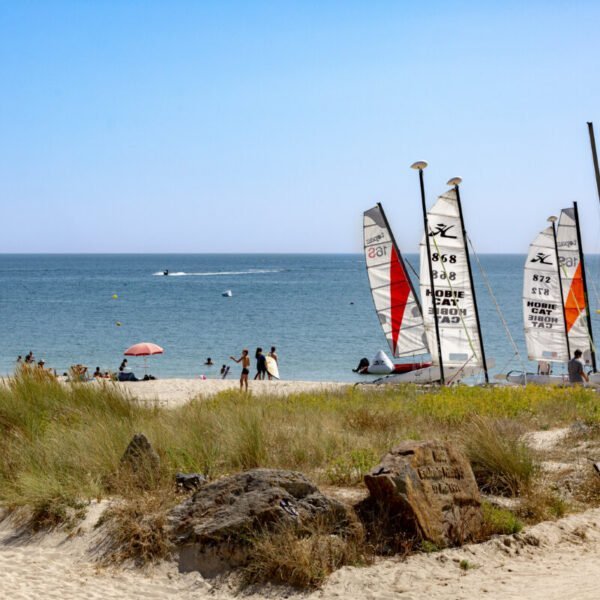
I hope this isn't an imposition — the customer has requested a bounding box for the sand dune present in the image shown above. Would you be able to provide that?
[2,502,600,599]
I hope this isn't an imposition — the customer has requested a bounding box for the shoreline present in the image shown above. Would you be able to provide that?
[110,378,350,407]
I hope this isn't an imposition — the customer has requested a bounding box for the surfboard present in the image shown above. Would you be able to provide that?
[265,356,279,379]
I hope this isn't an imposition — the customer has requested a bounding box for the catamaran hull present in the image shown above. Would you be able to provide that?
[365,362,432,375]
[505,372,600,387]
[505,373,569,385]
[371,364,483,385]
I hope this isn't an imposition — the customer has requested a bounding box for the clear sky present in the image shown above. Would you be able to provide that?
[2,1,600,253]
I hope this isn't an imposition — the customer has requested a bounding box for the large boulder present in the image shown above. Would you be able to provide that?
[364,440,483,547]
[169,468,349,577]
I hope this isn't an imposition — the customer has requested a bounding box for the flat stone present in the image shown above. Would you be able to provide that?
[364,440,483,547]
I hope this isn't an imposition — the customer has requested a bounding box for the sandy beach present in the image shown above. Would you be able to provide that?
[111,378,350,408]
[2,502,600,600]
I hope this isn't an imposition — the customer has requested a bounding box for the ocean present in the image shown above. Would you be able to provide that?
[1,254,600,382]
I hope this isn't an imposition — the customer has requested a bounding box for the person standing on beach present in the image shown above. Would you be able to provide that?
[230,349,250,391]
[267,346,278,380]
[568,349,589,384]
[254,347,267,380]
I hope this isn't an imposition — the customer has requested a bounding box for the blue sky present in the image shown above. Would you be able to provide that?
[2,1,600,253]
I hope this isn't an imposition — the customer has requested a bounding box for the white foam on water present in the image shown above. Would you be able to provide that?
[153,269,283,277]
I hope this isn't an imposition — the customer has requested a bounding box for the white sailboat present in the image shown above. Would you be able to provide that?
[362,203,431,375]
[371,166,490,385]
[507,205,597,385]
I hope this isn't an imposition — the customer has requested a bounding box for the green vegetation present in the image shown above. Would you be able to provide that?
[459,559,478,571]
[1,369,599,587]
[1,370,600,519]
[481,502,523,535]
[464,417,538,496]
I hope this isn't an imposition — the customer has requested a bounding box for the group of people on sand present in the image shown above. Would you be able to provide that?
[229,346,278,391]
[16,347,272,385]
[16,351,56,375]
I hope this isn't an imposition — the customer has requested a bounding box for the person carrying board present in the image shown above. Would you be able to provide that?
[267,346,279,380]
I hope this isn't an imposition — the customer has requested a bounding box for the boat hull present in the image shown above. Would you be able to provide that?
[365,361,432,375]
[371,364,483,385]
[505,371,600,387]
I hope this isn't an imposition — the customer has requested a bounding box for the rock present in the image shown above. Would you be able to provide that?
[169,468,350,577]
[120,433,160,475]
[175,472,207,492]
[364,440,483,547]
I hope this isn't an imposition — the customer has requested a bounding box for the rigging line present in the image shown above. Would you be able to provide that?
[405,257,419,281]
[428,232,479,360]
[467,235,526,370]
[590,276,600,307]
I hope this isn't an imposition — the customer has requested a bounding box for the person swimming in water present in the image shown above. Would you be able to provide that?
[163,269,169,276]
[230,349,250,391]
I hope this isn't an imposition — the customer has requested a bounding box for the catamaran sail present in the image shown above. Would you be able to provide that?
[363,204,429,358]
[419,188,485,373]
[508,205,597,386]
[556,207,594,365]
[523,225,569,363]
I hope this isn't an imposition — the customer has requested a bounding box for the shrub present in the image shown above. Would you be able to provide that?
[574,466,600,506]
[481,502,523,536]
[243,517,369,589]
[326,448,378,486]
[464,417,538,496]
[22,496,87,532]
[96,493,174,567]
[519,487,569,522]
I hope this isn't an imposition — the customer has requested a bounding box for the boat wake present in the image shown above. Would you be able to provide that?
[153,269,284,277]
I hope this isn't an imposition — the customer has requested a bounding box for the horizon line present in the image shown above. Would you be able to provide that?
[0,251,568,256]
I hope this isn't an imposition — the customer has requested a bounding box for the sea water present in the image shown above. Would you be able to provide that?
[1,253,600,382]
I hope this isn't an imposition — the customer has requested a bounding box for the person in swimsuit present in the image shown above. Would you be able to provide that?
[230,349,250,391]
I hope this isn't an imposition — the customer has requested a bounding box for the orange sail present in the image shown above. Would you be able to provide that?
[564,262,585,333]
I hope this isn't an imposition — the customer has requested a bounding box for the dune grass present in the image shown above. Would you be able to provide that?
[464,417,539,496]
[1,369,599,524]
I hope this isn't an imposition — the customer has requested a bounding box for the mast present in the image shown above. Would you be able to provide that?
[376,202,424,315]
[412,161,445,384]
[449,177,489,383]
[549,215,571,361]
[573,201,596,372]
[587,122,600,205]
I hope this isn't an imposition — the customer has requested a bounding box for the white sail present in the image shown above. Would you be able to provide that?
[363,204,429,358]
[557,207,594,364]
[419,189,484,369]
[523,226,569,362]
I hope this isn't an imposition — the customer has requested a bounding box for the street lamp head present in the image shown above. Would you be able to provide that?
[446,177,462,187]
[410,161,428,170]
[547,216,557,223]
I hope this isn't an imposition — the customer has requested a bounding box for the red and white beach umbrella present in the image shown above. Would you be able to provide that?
[123,342,164,375]
[124,342,164,356]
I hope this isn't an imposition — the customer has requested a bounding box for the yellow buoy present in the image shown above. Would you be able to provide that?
[112,294,118,299]
[116,321,122,327]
